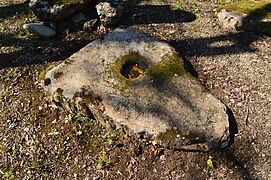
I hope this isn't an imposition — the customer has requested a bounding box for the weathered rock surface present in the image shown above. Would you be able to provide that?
[96,1,124,27]
[23,23,57,37]
[44,28,232,151]
[217,9,245,31]
[83,19,98,32]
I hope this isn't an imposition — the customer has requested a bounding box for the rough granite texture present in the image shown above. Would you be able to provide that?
[44,28,231,151]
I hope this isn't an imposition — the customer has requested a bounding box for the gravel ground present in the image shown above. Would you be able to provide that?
[0,0,270,179]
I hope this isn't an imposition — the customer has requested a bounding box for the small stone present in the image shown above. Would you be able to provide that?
[217,9,243,31]
[29,0,94,22]
[23,23,56,37]
[217,1,271,35]
[96,1,124,27]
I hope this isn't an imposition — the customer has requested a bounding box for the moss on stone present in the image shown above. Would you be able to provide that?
[217,1,271,19]
[145,53,186,78]
[39,61,62,80]
[39,64,55,80]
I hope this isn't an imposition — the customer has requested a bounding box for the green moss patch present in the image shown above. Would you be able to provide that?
[145,53,186,78]
[39,61,62,80]
[218,1,271,19]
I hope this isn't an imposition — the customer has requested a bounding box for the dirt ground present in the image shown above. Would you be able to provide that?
[0,0,270,179]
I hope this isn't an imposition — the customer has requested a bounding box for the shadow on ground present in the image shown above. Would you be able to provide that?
[0,33,91,68]
[0,0,29,19]
[0,1,270,179]
[122,4,196,25]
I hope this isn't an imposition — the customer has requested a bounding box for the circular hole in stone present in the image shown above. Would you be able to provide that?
[121,62,145,80]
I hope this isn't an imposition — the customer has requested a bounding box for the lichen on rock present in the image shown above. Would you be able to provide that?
[44,28,233,151]
[145,53,186,78]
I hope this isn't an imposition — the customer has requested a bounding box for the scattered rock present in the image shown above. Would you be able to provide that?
[96,1,124,27]
[217,1,271,35]
[217,9,244,31]
[217,9,258,32]
[44,28,232,151]
[29,0,94,22]
[83,19,98,32]
[23,23,57,37]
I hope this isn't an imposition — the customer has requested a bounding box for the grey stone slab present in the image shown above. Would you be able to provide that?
[23,23,57,37]
[44,28,232,151]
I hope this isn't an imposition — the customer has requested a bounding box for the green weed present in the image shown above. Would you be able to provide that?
[102,130,117,145]
[191,5,199,13]
[191,5,200,18]
[48,128,59,136]
[97,151,110,169]
[3,170,14,179]
[207,155,214,169]
[171,3,184,11]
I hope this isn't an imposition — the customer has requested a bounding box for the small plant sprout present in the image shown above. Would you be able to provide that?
[65,114,73,122]
[102,130,117,145]
[170,2,184,11]
[4,170,14,179]
[97,151,111,169]
[191,5,199,13]
[207,155,214,169]
[48,128,59,136]
[191,5,200,18]
[150,140,158,146]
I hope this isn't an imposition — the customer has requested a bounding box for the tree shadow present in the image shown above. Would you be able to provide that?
[170,31,259,58]
[0,33,91,68]
[0,1,30,19]
[104,74,237,150]
[121,4,196,25]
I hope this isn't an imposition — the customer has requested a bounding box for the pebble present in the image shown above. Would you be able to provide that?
[23,23,57,37]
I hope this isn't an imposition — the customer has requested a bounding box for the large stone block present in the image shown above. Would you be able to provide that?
[44,28,232,151]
